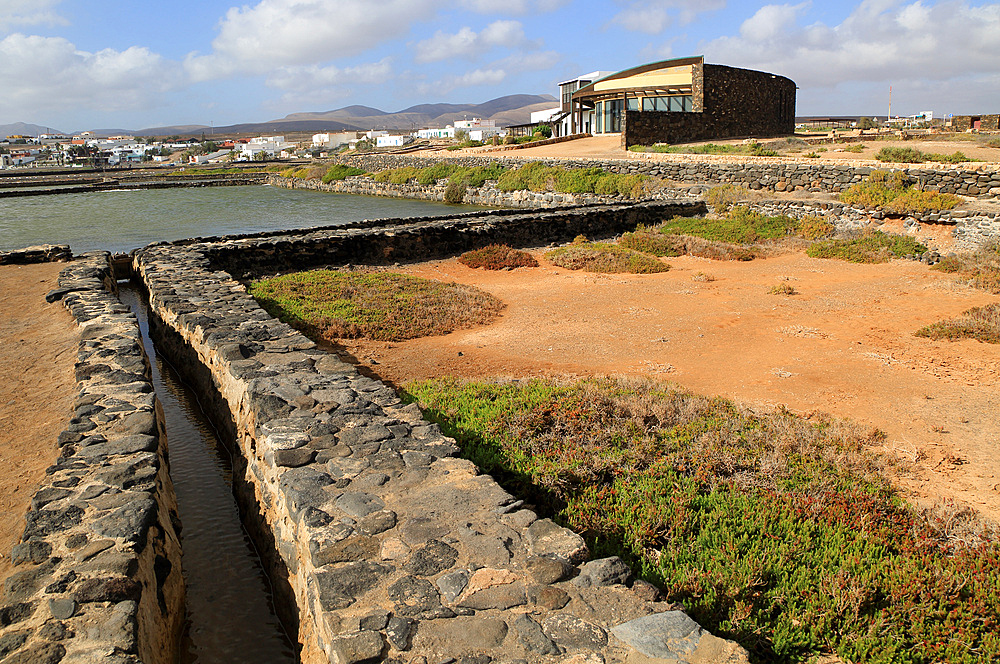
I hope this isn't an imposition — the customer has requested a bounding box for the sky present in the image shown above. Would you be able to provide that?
[1,0,998,132]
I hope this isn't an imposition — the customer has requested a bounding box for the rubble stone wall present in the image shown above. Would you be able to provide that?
[329,153,1000,199]
[130,206,748,664]
[0,253,185,664]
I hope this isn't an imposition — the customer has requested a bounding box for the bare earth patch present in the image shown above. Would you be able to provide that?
[0,263,78,580]
[333,249,1000,522]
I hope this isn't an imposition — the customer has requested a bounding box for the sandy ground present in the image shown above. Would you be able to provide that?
[335,247,1000,523]
[428,133,1000,166]
[0,263,77,580]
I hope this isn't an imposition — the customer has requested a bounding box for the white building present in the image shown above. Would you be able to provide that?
[312,132,356,148]
[376,135,413,148]
[415,127,455,139]
[366,130,389,140]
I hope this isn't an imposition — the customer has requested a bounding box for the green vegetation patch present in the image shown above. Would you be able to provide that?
[404,376,1000,664]
[661,207,800,244]
[620,208,830,262]
[839,170,961,214]
[321,165,366,183]
[545,241,670,273]
[371,162,506,187]
[496,162,648,197]
[629,141,778,157]
[876,147,979,164]
[458,244,538,270]
[807,230,927,263]
[916,303,1000,344]
[250,270,505,342]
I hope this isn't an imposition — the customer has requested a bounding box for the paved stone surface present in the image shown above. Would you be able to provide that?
[611,611,703,659]
[0,254,184,664]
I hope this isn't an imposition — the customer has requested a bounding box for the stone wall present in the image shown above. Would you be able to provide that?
[194,201,705,279]
[329,152,1000,199]
[621,64,796,147]
[130,207,748,664]
[268,174,630,208]
[0,254,184,664]
[951,115,1000,132]
[0,244,72,265]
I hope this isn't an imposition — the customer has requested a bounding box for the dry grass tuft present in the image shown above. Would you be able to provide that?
[458,244,538,270]
[915,303,1000,344]
[545,242,671,274]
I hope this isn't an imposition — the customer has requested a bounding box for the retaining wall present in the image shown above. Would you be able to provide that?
[131,204,747,663]
[0,254,185,664]
[329,152,1000,199]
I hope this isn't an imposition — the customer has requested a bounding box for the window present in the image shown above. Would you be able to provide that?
[640,95,693,113]
[626,97,638,111]
[595,101,603,133]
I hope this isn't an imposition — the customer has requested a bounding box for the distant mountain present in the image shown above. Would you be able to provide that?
[11,93,559,139]
[282,105,387,122]
[268,93,559,133]
[1,122,66,138]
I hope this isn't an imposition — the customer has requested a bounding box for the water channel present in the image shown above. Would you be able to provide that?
[13,185,486,660]
[121,285,297,664]
[0,184,484,254]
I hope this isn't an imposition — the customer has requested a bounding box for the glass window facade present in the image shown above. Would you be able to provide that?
[593,94,693,134]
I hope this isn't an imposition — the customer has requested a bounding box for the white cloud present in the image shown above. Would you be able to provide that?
[702,0,1000,90]
[417,47,560,95]
[739,2,807,41]
[185,0,436,81]
[0,0,65,31]
[414,20,530,63]
[459,0,569,14]
[266,59,393,91]
[0,33,181,117]
[612,0,727,34]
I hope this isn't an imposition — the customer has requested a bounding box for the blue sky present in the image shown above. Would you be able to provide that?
[2,0,998,132]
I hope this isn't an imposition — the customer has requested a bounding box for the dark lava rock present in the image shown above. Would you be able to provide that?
[404,540,459,577]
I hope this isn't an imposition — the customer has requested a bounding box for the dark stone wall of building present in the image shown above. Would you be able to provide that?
[622,64,796,147]
[951,115,1000,132]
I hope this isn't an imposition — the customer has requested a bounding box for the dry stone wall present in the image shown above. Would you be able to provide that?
[130,206,748,664]
[0,254,184,664]
[331,153,1000,199]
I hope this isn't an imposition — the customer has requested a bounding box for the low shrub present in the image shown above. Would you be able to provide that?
[619,227,683,257]
[443,179,466,204]
[692,271,715,282]
[926,151,976,164]
[839,170,961,214]
[806,230,928,263]
[930,242,1000,293]
[496,162,648,198]
[797,215,835,240]
[843,143,866,153]
[249,270,505,342]
[769,282,797,295]
[915,303,1000,344]
[321,164,366,183]
[876,146,925,163]
[987,137,1000,149]
[545,242,671,273]
[705,184,746,212]
[404,376,1000,663]
[661,208,800,244]
[459,244,538,270]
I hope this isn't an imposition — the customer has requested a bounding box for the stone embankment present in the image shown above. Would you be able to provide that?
[332,152,1000,199]
[0,244,73,265]
[0,172,266,199]
[0,254,184,664]
[269,164,1000,250]
[131,200,748,663]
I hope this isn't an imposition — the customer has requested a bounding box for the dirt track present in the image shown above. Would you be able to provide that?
[0,263,77,580]
[336,247,1000,522]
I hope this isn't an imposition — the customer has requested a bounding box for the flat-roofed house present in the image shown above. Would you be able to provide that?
[568,56,796,147]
